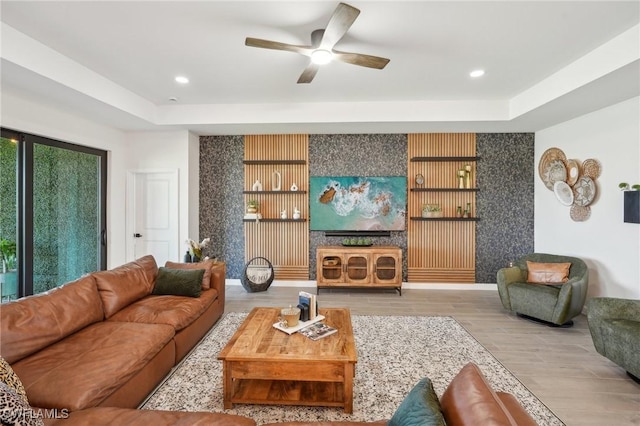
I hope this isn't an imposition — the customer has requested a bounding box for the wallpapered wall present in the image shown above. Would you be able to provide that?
[200,133,534,283]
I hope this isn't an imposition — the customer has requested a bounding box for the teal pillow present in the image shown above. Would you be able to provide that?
[388,378,446,426]
[152,267,204,297]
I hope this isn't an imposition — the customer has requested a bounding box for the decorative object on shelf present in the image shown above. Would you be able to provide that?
[183,251,192,263]
[272,171,281,191]
[465,202,472,217]
[421,204,442,218]
[341,238,372,246]
[457,169,465,189]
[415,173,424,186]
[464,164,472,189]
[553,181,574,206]
[280,209,288,219]
[538,147,600,222]
[252,179,263,191]
[241,256,274,293]
[246,200,259,214]
[290,183,298,191]
[185,237,210,262]
[456,206,463,218]
[293,207,301,220]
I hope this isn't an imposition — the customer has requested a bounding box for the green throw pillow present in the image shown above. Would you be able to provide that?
[152,267,204,298]
[387,377,446,426]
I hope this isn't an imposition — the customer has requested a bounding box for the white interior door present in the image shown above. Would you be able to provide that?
[126,170,179,265]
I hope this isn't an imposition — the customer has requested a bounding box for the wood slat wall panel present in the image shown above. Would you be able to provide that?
[244,135,309,280]
[407,133,476,283]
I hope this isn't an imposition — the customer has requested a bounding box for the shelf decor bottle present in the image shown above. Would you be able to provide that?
[464,164,472,189]
[456,206,463,218]
[272,171,281,191]
[466,202,472,217]
[457,169,465,189]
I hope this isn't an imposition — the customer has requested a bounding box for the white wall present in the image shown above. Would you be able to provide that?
[0,92,131,268]
[125,130,196,262]
[535,97,640,299]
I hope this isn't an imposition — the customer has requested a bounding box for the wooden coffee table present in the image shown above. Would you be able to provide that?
[218,307,357,413]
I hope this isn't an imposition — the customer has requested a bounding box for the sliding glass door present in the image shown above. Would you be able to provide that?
[0,134,18,301]
[1,128,107,299]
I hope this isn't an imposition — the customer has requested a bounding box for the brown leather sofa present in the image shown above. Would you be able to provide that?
[0,255,237,424]
[263,363,537,426]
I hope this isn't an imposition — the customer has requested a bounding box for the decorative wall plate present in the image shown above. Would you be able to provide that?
[582,159,601,179]
[573,176,596,206]
[538,148,567,190]
[415,173,424,186]
[570,205,591,222]
[565,159,580,186]
[542,159,567,190]
[553,181,574,206]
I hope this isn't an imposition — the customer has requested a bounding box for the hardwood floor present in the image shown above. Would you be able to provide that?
[225,285,640,426]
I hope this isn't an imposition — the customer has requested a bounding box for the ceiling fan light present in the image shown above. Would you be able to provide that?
[311,49,333,65]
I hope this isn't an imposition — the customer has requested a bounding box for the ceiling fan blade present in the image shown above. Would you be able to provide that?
[245,37,313,56]
[297,63,320,84]
[319,3,360,50]
[332,50,390,69]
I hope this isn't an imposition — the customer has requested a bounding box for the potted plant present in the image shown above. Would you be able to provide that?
[0,238,16,273]
[0,238,18,299]
[421,204,443,218]
[247,200,260,214]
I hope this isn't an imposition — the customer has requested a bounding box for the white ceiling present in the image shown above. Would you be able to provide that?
[1,1,639,135]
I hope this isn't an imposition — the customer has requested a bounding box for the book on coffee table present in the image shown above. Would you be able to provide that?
[298,322,338,341]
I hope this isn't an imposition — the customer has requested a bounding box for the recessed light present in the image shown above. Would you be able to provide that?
[175,76,189,84]
[168,97,178,102]
[470,69,485,78]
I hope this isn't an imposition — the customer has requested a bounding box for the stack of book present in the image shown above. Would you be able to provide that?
[297,291,318,321]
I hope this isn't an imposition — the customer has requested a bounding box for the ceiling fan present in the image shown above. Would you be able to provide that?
[245,2,390,84]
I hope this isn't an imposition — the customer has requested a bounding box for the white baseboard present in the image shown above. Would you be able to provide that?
[226,279,497,291]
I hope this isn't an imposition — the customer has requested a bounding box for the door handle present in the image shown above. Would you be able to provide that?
[133,233,143,238]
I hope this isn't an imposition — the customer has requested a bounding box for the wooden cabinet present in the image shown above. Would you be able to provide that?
[317,246,402,294]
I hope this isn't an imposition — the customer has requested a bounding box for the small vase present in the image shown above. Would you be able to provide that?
[184,251,192,263]
[191,255,201,263]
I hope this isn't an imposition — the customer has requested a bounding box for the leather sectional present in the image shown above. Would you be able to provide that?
[1,255,254,425]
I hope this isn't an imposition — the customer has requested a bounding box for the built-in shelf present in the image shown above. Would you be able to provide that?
[410,156,480,162]
[243,190,307,194]
[410,217,480,222]
[243,160,306,165]
[411,188,479,192]
[243,218,307,222]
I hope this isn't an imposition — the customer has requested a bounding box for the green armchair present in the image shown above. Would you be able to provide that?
[496,253,589,326]
[587,297,640,380]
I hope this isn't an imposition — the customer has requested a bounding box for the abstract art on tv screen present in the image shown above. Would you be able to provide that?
[310,176,407,231]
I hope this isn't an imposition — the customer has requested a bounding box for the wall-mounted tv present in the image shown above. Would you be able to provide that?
[310,176,407,232]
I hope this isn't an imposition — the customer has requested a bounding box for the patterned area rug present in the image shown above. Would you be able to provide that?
[142,313,563,425]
